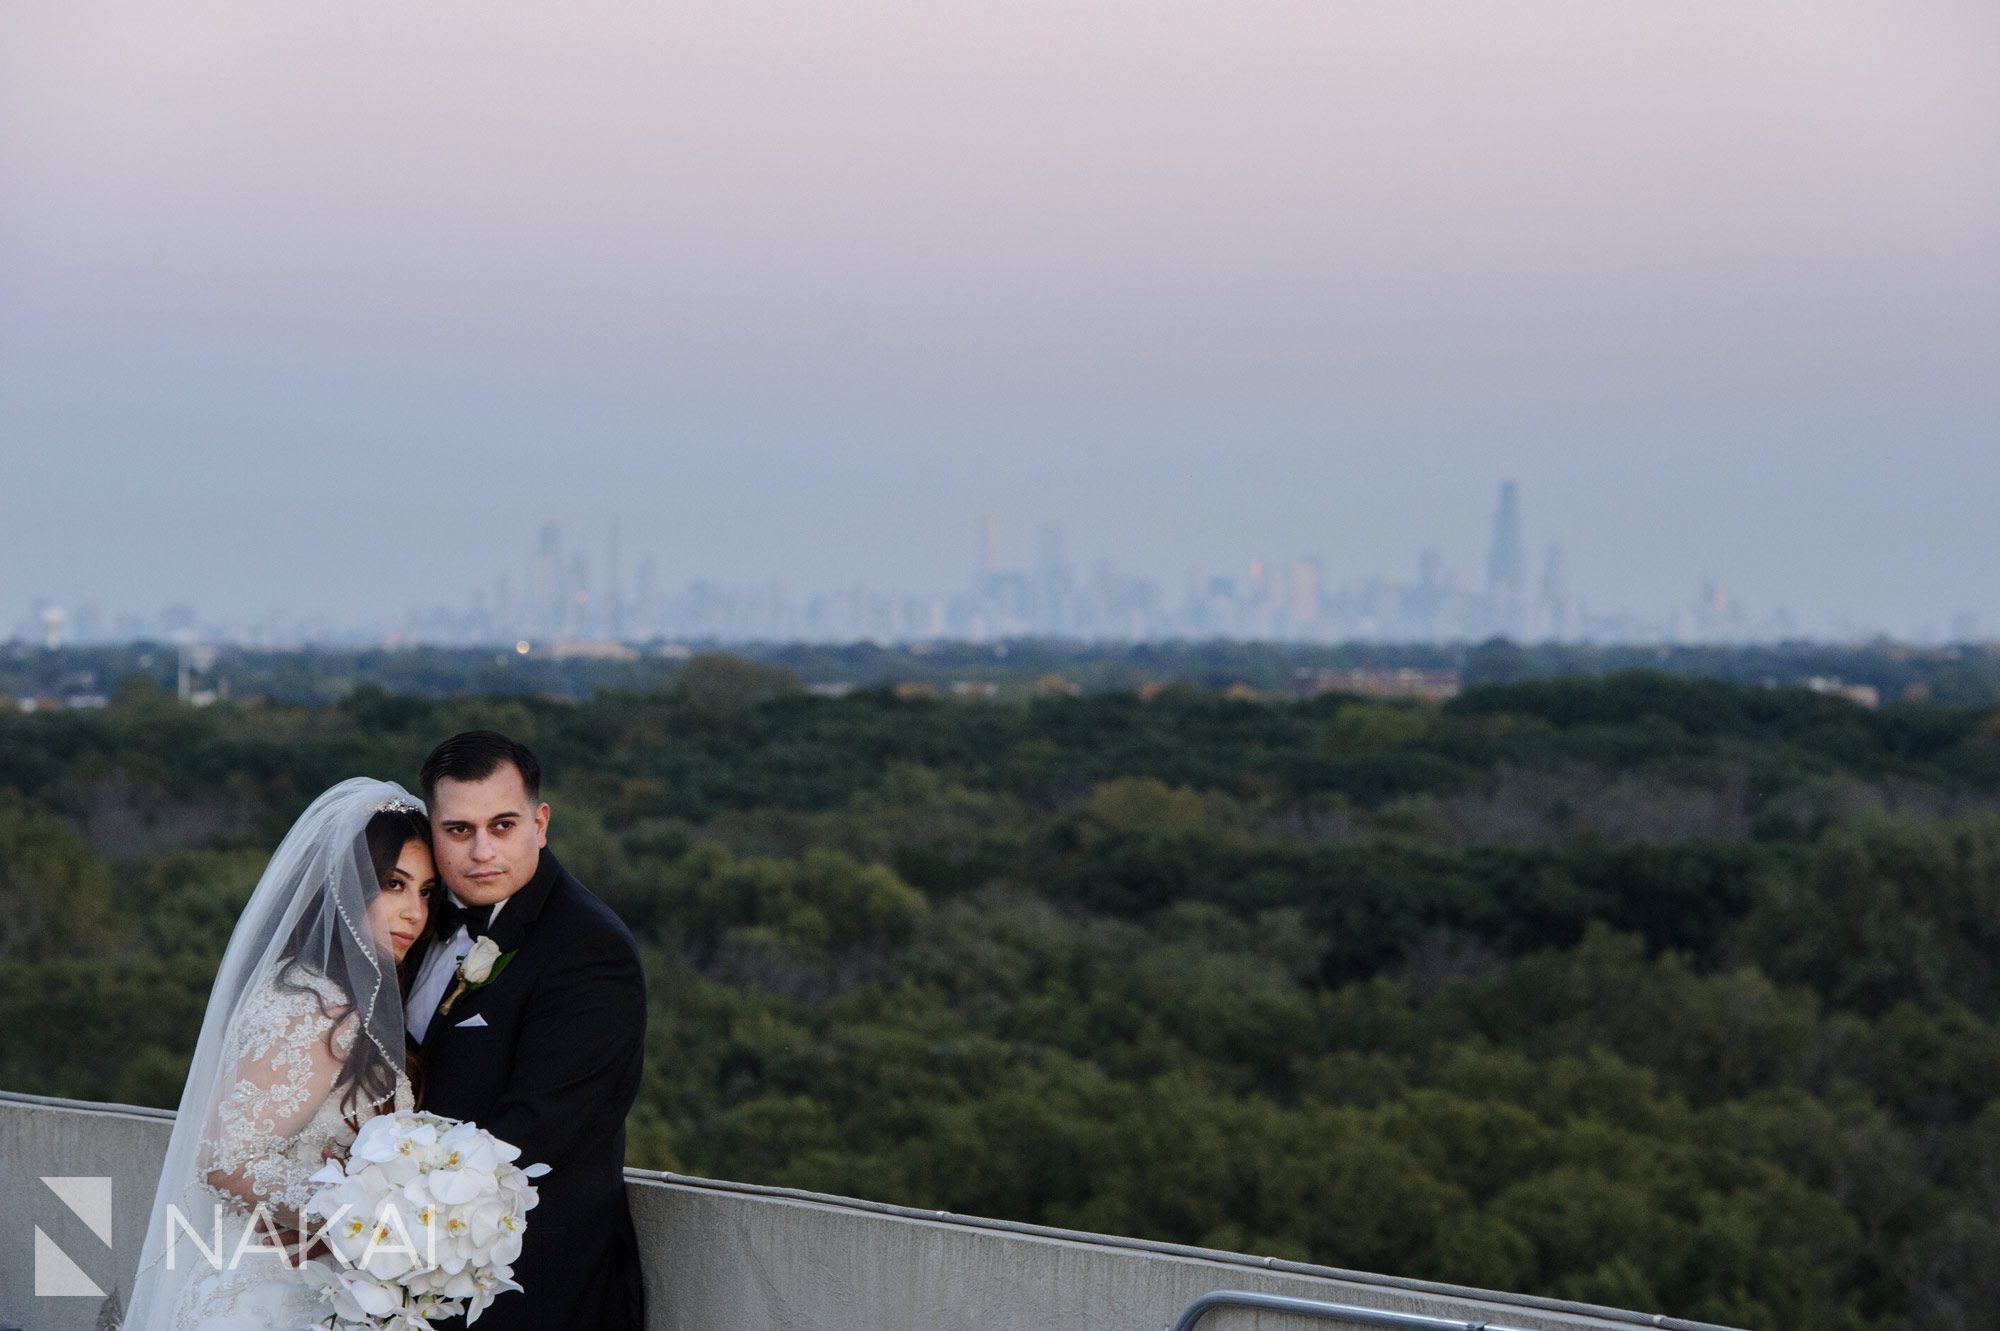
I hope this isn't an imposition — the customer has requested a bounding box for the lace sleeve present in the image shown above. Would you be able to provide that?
[199,975,356,1224]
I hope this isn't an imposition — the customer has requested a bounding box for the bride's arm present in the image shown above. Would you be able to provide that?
[199,989,354,1229]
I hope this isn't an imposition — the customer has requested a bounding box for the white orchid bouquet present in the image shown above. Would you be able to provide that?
[300,1111,548,1329]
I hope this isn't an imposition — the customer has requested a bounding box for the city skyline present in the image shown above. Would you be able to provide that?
[9,483,1969,649]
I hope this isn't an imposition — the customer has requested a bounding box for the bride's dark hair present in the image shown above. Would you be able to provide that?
[276,805,434,1124]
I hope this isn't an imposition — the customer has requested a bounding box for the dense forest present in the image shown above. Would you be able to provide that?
[5,659,2000,1329]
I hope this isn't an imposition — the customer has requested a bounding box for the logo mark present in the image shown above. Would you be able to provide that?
[36,1176,112,1298]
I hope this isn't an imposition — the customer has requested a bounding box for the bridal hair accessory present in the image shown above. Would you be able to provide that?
[376,798,420,813]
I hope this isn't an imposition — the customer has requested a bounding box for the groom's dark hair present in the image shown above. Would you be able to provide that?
[421,730,544,804]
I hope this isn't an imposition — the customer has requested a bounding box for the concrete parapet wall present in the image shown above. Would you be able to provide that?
[1,1090,1735,1331]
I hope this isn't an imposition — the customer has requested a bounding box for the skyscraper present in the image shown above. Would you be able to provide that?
[1288,559,1321,635]
[606,523,625,641]
[1034,522,1068,580]
[1484,481,1529,639]
[1032,522,1073,633]
[1537,543,1572,640]
[529,523,561,638]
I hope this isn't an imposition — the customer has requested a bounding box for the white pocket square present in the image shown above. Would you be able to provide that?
[454,1014,489,1028]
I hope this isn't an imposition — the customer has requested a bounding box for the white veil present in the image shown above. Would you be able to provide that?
[122,777,424,1330]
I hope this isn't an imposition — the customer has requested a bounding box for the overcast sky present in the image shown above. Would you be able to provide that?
[4,1,1997,636]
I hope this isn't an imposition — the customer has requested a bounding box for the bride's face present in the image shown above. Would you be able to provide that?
[368,838,437,962]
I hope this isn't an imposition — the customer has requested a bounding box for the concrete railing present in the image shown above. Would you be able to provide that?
[0,1090,1738,1331]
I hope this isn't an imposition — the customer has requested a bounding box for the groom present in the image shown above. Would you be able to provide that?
[405,730,647,1329]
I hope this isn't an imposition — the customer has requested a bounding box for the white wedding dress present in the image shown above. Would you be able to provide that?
[164,968,413,1331]
[124,778,427,1331]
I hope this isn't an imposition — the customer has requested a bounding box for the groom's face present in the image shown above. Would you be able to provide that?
[431,763,551,908]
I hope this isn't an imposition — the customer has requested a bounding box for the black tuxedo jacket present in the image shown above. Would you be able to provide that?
[413,848,646,1330]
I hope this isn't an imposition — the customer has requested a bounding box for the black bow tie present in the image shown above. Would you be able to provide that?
[439,897,490,941]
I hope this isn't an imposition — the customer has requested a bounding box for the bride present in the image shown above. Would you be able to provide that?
[122,778,438,1330]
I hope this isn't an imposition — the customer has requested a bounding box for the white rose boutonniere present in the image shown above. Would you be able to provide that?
[462,936,504,983]
[439,936,517,1017]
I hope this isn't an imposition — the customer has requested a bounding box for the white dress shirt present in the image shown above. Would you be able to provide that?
[406,895,507,1043]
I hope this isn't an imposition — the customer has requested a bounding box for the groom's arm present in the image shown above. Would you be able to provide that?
[482,927,646,1173]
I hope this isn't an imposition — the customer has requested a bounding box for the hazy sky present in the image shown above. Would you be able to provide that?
[4,1,1997,634]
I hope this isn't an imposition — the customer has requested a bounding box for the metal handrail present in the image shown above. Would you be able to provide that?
[1172,1289,1539,1331]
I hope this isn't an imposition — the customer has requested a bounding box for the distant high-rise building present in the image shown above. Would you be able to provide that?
[1288,559,1321,634]
[1484,481,1528,638]
[530,522,561,637]
[633,555,658,637]
[563,551,591,634]
[1031,522,1073,632]
[1537,543,1573,640]
[606,523,625,640]
[1034,522,1067,578]
[1404,546,1453,638]
[1418,546,1445,594]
